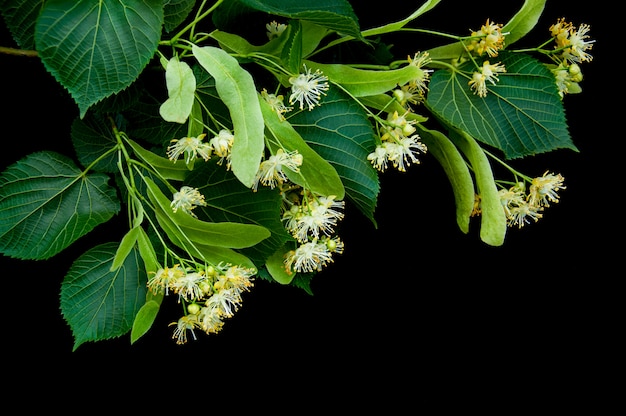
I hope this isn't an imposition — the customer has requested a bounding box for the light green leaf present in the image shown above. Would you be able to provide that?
[305,60,424,98]
[265,245,294,284]
[192,45,265,188]
[126,139,189,181]
[360,0,442,38]
[159,56,196,124]
[259,93,345,199]
[0,151,120,260]
[110,226,141,271]
[61,242,147,351]
[35,0,164,117]
[418,126,475,234]
[130,291,163,345]
[144,177,270,248]
[426,52,576,159]
[136,227,160,274]
[450,130,507,246]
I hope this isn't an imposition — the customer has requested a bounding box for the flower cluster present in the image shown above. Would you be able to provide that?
[368,110,427,172]
[281,187,345,274]
[147,262,256,344]
[548,18,594,97]
[472,171,566,229]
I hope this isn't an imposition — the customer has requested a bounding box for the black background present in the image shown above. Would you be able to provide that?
[0,0,616,402]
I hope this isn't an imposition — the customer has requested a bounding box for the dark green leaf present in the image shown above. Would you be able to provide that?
[71,114,118,173]
[0,151,120,260]
[35,0,164,117]
[426,52,576,159]
[0,0,41,49]
[215,0,362,41]
[163,0,195,33]
[288,87,379,225]
[185,160,291,267]
[61,242,148,351]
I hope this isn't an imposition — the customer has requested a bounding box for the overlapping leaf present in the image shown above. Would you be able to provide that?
[35,0,164,117]
[192,45,265,188]
[214,0,363,41]
[0,151,120,260]
[426,52,576,159]
[60,242,147,351]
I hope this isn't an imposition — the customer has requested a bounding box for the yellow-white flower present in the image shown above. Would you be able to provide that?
[209,129,234,167]
[468,61,506,97]
[167,134,212,164]
[171,186,207,218]
[289,65,329,111]
[253,148,303,191]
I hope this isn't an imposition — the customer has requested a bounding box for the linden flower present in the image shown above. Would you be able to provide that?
[253,148,303,191]
[171,270,206,302]
[261,88,292,121]
[498,184,527,219]
[284,238,333,274]
[170,314,202,345]
[467,19,506,57]
[507,200,543,229]
[213,264,255,293]
[171,186,207,218]
[209,129,234,167]
[167,134,212,164]
[528,171,566,207]
[266,20,287,40]
[551,62,583,98]
[198,306,224,334]
[468,61,506,97]
[550,18,594,64]
[205,288,243,318]
[147,264,186,295]
[289,65,329,110]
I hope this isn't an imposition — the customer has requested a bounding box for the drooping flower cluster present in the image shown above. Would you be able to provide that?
[147,262,256,344]
[467,19,506,58]
[281,187,345,274]
[368,110,428,172]
[548,18,594,97]
[550,18,594,64]
[477,171,566,229]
